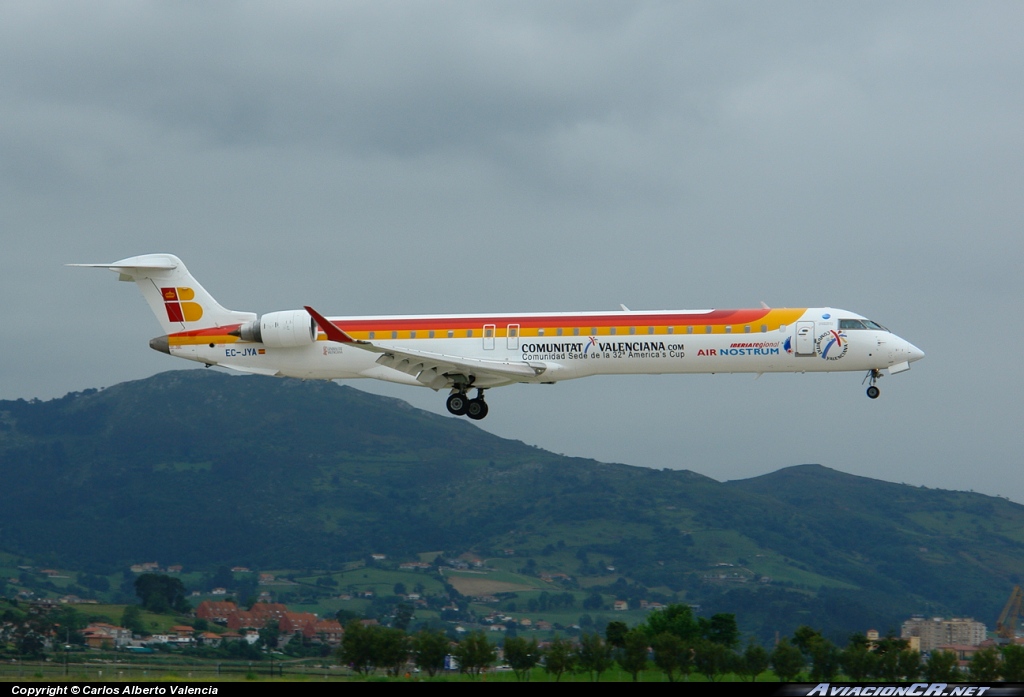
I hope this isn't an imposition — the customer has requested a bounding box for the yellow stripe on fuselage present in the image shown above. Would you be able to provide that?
[168,309,808,345]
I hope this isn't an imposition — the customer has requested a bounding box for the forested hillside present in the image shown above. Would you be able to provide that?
[1,370,1021,640]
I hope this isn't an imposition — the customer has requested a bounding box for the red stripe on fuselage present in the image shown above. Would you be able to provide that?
[326,309,771,332]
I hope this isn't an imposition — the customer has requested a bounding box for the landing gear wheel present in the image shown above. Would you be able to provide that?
[446,393,469,416]
[863,369,883,400]
[466,398,489,420]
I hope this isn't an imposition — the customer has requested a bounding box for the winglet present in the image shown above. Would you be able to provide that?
[304,306,357,343]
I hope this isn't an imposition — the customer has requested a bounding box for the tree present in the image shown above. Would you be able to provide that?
[618,630,650,682]
[543,635,576,682]
[605,620,629,649]
[376,627,410,676]
[642,604,699,642]
[923,650,960,682]
[693,639,735,681]
[576,632,613,681]
[840,634,877,681]
[737,642,770,682]
[504,635,539,681]
[896,649,921,682]
[121,605,146,636]
[338,621,379,675]
[1003,644,1024,682]
[699,613,739,648]
[874,635,913,682]
[969,647,1001,682]
[48,606,87,646]
[411,629,449,677]
[771,638,805,682]
[453,631,495,677]
[206,566,234,592]
[15,626,46,659]
[792,625,824,656]
[134,574,189,614]
[258,620,281,650]
[808,638,842,681]
[651,631,691,682]
[13,608,51,659]
[788,626,839,681]
[392,602,414,631]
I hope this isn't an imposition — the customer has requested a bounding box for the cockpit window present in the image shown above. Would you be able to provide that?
[839,318,889,331]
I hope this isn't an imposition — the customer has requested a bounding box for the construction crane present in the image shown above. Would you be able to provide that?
[997,585,1023,641]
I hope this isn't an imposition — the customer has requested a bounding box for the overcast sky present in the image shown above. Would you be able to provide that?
[3,2,1022,502]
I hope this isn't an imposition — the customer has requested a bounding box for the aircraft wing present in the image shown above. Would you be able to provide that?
[304,306,546,389]
[369,344,546,388]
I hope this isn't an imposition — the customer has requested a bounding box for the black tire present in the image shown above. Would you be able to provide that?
[466,399,489,420]
[446,393,469,415]
[866,386,880,399]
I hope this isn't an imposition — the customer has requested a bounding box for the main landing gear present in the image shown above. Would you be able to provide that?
[864,369,882,399]
[446,388,489,420]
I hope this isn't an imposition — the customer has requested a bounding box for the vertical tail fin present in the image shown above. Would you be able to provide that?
[69,254,256,334]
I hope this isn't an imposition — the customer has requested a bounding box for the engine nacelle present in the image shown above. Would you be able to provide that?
[236,310,317,348]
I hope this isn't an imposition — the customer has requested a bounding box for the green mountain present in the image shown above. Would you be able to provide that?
[1,369,1020,641]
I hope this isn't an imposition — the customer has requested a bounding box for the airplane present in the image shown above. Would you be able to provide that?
[72,254,924,420]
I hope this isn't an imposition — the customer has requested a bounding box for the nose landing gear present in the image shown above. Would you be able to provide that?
[864,369,882,399]
[446,388,489,419]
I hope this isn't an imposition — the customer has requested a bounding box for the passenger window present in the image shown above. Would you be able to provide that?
[557,327,563,336]
[573,327,580,336]
[369,331,375,339]
[447,330,454,338]
[391,331,397,339]
[745,325,751,333]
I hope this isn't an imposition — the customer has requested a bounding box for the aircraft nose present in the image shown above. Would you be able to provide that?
[906,341,925,362]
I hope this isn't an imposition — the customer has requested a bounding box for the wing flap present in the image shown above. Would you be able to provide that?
[373,344,545,387]
[373,344,544,383]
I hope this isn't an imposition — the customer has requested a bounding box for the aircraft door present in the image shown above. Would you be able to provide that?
[483,324,495,350]
[795,322,816,356]
[507,324,520,350]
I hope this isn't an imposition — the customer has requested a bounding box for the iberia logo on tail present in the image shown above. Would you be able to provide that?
[161,287,203,323]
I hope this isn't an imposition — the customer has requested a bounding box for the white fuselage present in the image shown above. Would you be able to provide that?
[167,306,923,388]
